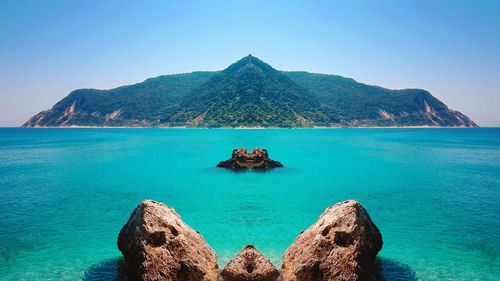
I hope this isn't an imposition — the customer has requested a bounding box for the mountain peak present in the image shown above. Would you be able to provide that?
[242,54,256,61]
[236,54,264,65]
[223,54,276,74]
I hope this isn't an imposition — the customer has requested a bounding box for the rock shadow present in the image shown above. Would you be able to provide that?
[82,257,416,281]
[372,257,418,281]
[83,258,133,281]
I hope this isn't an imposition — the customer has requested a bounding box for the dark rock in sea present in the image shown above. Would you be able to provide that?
[221,245,279,281]
[217,148,283,169]
[117,200,219,281]
[281,200,383,281]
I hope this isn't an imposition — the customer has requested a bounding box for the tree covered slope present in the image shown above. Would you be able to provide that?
[24,71,215,127]
[166,56,331,127]
[23,55,476,127]
[284,71,476,127]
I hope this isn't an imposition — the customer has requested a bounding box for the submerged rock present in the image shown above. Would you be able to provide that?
[217,148,283,169]
[281,200,383,281]
[221,245,279,281]
[117,200,219,281]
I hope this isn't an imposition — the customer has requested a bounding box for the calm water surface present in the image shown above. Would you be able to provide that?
[0,128,499,280]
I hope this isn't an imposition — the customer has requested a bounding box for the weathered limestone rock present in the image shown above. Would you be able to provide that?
[221,245,279,281]
[281,200,383,281]
[217,148,283,169]
[117,200,219,281]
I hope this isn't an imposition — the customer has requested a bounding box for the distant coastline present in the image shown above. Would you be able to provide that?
[20,125,478,129]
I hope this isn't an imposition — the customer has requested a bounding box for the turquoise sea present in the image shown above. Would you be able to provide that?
[0,128,499,280]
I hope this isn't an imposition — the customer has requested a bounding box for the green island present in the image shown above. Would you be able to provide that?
[23,55,476,128]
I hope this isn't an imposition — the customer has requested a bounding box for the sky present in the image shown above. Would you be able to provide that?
[1,0,499,126]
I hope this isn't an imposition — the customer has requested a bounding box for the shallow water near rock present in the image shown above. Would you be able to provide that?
[0,128,499,280]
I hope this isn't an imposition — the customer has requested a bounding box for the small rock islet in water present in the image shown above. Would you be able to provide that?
[216,148,283,170]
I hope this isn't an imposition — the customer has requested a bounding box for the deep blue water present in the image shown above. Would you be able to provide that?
[0,128,499,280]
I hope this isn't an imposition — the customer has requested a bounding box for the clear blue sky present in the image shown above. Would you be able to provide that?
[1,0,499,126]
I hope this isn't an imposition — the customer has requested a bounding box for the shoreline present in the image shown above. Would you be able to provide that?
[15,125,479,129]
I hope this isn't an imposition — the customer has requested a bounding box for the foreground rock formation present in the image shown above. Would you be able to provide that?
[217,148,283,169]
[281,200,383,281]
[117,200,219,281]
[117,199,382,281]
[221,245,280,281]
